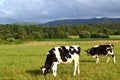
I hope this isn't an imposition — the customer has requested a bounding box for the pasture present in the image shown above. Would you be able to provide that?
[0,40,120,80]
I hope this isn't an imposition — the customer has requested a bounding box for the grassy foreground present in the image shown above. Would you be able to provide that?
[0,40,120,80]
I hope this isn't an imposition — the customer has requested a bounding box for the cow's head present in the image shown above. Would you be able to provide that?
[85,49,90,56]
[106,44,114,50]
[106,44,114,53]
[40,66,51,75]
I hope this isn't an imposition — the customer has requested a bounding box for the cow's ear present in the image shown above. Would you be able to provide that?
[111,44,114,48]
[85,50,88,52]
[40,66,44,69]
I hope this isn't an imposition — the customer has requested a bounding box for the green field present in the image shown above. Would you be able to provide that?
[0,40,120,80]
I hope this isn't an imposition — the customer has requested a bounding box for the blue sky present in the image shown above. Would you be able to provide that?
[0,0,120,24]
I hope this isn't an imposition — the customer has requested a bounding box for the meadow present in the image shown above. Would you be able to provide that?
[0,40,120,80]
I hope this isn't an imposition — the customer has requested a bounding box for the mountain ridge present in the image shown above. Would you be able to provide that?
[14,18,120,26]
[41,18,120,26]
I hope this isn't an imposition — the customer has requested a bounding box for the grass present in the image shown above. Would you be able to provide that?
[110,35,120,39]
[0,40,120,80]
[42,35,120,41]
[69,35,80,39]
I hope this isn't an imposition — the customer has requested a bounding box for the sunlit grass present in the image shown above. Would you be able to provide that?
[110,35,120,38]
[0,41,120,80]
[69,36,79,39]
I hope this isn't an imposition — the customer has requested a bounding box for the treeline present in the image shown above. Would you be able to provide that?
[0,23,120,43]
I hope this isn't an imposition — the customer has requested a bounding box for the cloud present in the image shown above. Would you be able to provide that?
[0,0,120,23]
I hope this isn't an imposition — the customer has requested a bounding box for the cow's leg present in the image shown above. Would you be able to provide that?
[112,54,116,64]
[73,55,79,76]
[77,61,80,75]
[52,62,58,77]
[106,55,110,63]
[96,55,100,64]
[73,60,77,76]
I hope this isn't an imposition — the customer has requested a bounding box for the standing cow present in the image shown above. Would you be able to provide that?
[41,45,81,77]
[85,44,116,64]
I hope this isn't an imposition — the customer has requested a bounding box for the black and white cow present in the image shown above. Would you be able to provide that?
[41,45,80,77]
[85,44,116,64]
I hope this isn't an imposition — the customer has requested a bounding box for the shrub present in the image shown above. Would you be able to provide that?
[114,30,120,35]
[79,31,90,38]
[6,38,16,42]
[91,33,109,38]
[30,32,43,40]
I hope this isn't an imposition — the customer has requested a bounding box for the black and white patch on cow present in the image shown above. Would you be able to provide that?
[41,45,81,77]
[85,44,116,64]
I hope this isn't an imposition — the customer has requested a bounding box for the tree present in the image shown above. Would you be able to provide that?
[79,31,90,38]
[31,32,42,40]
[17,26,27,40]
[91,33,109,38]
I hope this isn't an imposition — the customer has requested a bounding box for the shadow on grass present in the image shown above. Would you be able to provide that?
[26,69,42,76]
[80,60,96,63]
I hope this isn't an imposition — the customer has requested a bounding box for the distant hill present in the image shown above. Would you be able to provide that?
[14,18,120,26]
[14,22,38,25]
[41,18,120,26]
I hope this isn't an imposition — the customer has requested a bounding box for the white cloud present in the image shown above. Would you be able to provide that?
[0,10,14,17]
[40,11,48,15]
[0,0,5,5]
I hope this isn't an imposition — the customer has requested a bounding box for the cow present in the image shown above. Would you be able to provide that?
[85,44,116,64]
[41,45,81,77]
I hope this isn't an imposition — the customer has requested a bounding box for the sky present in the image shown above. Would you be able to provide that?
[0,0,120,24]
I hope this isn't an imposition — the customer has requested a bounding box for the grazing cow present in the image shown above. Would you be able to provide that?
[85,44,116,64]
[41,45,80,77]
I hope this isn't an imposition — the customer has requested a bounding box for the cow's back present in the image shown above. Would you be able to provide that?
[51,45,80,63]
